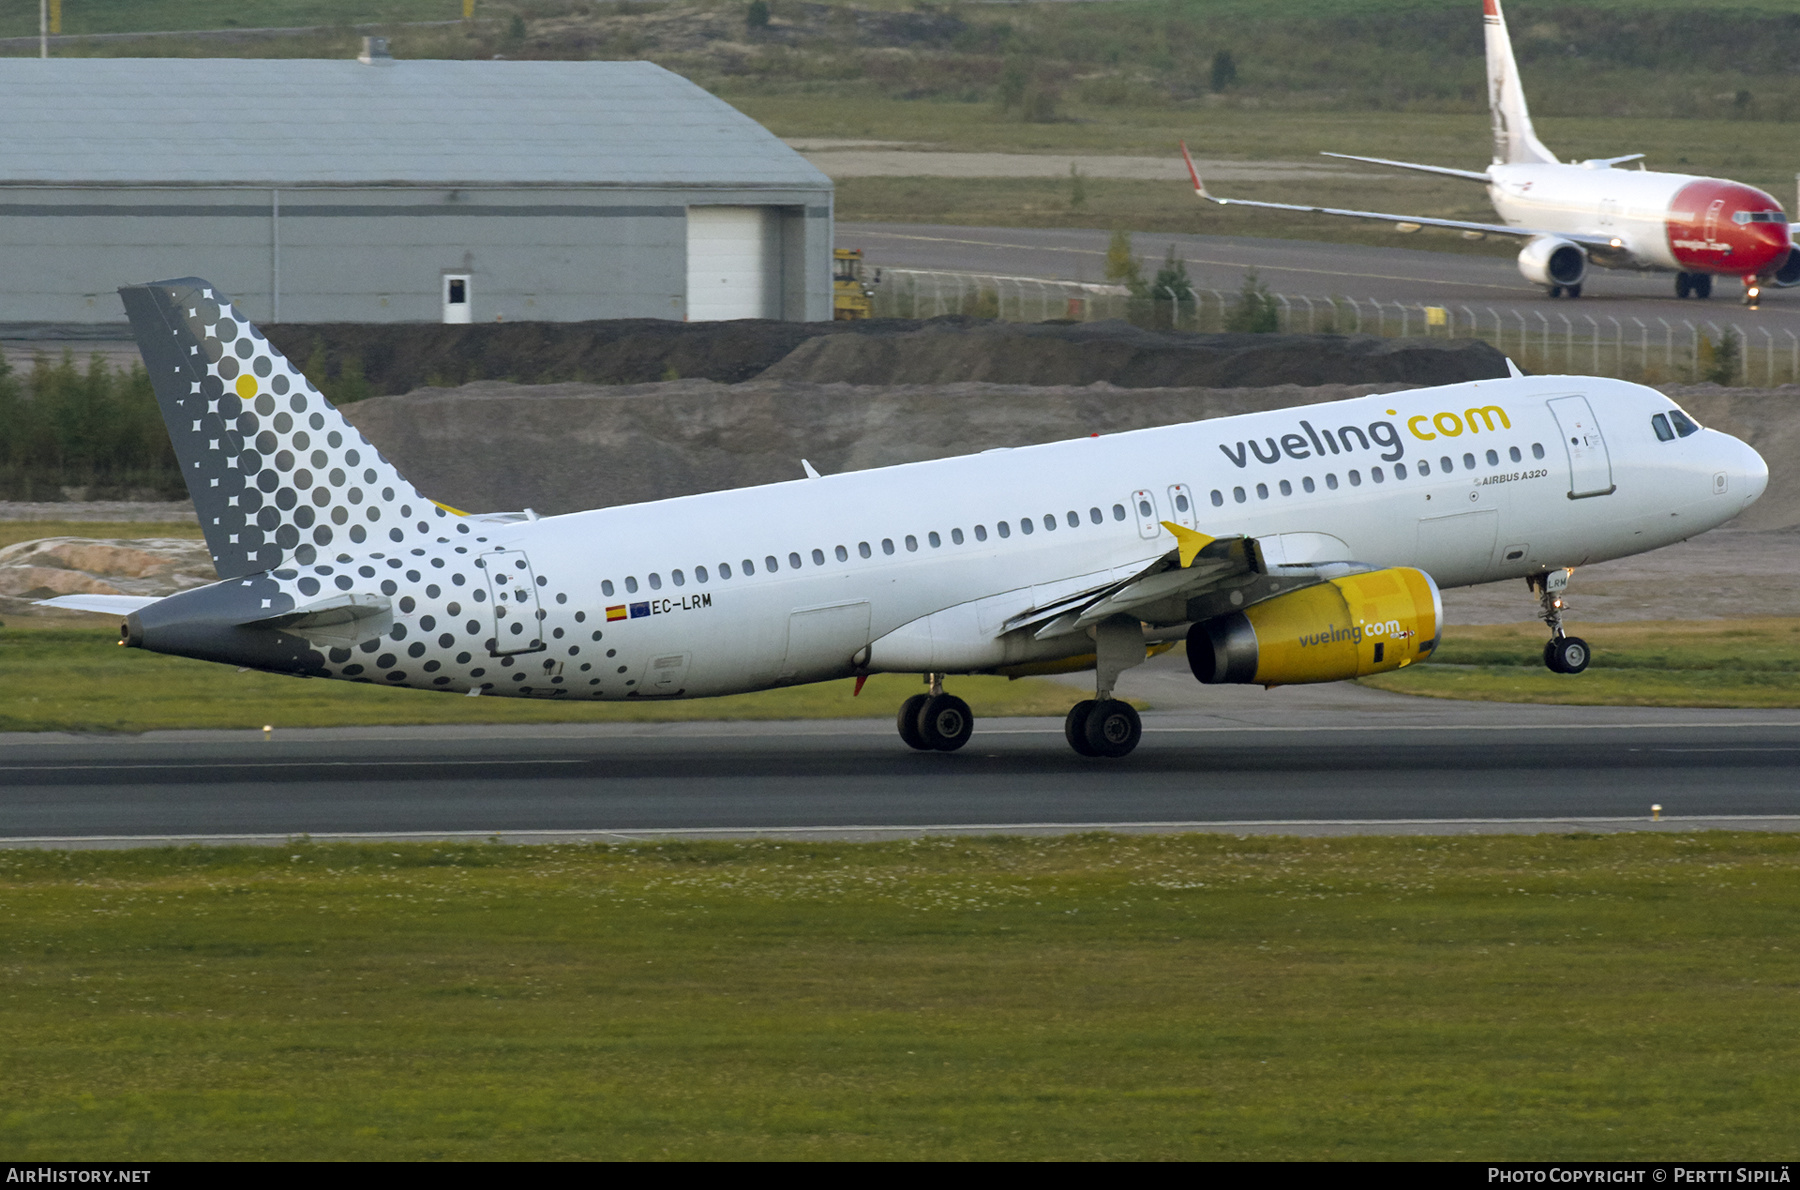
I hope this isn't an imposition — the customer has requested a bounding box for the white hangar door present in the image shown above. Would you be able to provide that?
[686,206,780,321]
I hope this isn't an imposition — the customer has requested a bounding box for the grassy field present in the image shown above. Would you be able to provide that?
[1363,618,1800,708]
[2,832,1796,1159]
[0,619,1084,732]
[0,521,200,551]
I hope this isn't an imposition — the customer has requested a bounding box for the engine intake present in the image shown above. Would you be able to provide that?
[1770,246,1800,288]
[1187,567,1442,686]
[1517,236,1588,288]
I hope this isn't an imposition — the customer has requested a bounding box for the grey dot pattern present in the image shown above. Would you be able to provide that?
[141,282,617,701]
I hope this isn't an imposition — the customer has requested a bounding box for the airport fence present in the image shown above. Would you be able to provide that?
[874,268,1795,387]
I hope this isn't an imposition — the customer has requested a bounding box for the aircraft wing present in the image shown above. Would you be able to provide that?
[1320,152,1492,182]
[34,594,162,616]
[1006,523,1361,642]
[1181,142,1619,249]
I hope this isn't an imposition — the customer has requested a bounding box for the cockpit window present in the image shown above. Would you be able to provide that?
[1734,210,1786,224]
[1651,413,1674,441]
[1670,410,1700,437]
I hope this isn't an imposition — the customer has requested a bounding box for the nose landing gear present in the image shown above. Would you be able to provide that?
[1743,275,1762,308]
[1529,569,1590,674]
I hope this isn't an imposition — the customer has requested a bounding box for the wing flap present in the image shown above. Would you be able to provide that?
[34,594,162,616]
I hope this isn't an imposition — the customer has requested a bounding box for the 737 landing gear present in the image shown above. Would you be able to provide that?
[1743,275,1763,308]
[1547,283,1582,299]
[1529,568,1590,675]
[1063,614,1148,759]
[897,674,973,752]
[1675,272,1713,300]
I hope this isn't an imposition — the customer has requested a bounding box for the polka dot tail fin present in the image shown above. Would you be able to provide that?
[120,277,451,581]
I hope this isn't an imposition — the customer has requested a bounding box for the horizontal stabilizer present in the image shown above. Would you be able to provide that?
[241,592,393,647]
[34,594,163,616]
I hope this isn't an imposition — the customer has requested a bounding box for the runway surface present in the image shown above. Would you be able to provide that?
[5,699,1799,846]
[842,221,1800,346]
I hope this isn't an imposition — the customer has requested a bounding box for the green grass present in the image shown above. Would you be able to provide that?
[1363,618,1800,707]
[2,833,1797,1158]
[0,621,1084,731]
[0,521,199,551]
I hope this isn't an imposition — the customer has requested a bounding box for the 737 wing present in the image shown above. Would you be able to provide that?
[1180,141,1620,251]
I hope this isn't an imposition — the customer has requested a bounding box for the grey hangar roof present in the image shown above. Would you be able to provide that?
[0,58,830,189]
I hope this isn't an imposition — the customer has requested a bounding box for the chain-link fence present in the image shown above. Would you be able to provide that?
[872,268,1792,386]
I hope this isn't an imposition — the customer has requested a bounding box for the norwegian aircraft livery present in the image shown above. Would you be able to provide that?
[43,279,1767,758]
[1183,0,1799,306]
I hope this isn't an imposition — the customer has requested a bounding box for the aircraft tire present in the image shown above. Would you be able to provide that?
[1676,273,1692,299]
[1547,285,1563,298]
[1548,636,1591,675]
[918,693,974,752]
[1543,640,1565,673]
[1695,274,1713,299]
[1064,700,1099,756]
[1566,283,1582,298]
[897,693,930,750]
[1082,699,1142,759]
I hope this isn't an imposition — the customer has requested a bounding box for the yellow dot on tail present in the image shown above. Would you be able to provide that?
[235,374,257,400]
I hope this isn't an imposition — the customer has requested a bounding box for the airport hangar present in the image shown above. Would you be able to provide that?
[0,50,834,329]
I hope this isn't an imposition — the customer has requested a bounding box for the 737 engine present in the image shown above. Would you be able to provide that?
[1187,567,1442,686]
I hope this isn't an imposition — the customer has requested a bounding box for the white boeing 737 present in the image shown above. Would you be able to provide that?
[1183,0,1797,306]
[43,279,1766,758]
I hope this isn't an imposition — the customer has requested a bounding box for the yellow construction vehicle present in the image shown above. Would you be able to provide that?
[833,248,881,320]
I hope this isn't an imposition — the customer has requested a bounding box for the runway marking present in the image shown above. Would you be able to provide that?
[7,815,1799,849]
[852,229,1532,292]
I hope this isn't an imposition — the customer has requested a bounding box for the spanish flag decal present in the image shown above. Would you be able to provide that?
[606,605,628,622]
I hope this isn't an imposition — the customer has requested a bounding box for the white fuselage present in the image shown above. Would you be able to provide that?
[361,376,1761,702]
[1490,164,1690,270]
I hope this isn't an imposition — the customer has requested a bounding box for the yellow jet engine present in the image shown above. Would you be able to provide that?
[1188,567,1442,686]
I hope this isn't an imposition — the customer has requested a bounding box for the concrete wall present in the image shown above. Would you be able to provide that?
[0,185,832,327]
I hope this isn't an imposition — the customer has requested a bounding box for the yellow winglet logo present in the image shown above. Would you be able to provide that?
[1160,521,1214,568]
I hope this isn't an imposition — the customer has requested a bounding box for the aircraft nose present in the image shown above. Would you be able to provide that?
[1732,434,1769,510]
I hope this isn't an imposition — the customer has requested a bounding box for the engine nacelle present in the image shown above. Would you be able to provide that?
[1517,236,1588,288]
[1769,246,1800,288]
[1187,567,1442,687]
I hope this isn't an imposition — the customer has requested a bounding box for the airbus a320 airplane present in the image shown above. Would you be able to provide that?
[1183,0,1798,306]
[44,279,1766,759]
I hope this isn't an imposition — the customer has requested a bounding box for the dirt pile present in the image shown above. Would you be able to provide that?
[761,323,1509,389]
[264,318,1510,398]
[342,379,1408,516]
[0,536,214,615]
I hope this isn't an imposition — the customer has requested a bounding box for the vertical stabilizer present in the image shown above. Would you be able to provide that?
[120,278,458,580]
[1484,0,1557,165]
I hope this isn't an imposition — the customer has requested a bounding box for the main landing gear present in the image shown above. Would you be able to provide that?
[1063,614,1148,759]
[1529,568,1591,675]
[1546,283,1582,299]
[897,675,974,753]
[1675,272,1713,301]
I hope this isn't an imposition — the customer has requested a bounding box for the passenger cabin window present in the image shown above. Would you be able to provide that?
[1394,464,1407,480]
[1066,511,1079,528]
[1279,480,1292,496]
[1509,446,1522,463]
[836,545,849,561]
[602,580,615,597]
[1234,486,1247,503]
[1418,460,1430,476]
[1112,504,1126,521]
[671,569,684,587]
[1303,477,1316,493]
[1348,470,1362,487]
[953,528,966,544]
[883,538,895,554]
[1044,515,1057,531]
[811,549,825,566]
[721,563,733,578]
[974,525,987,541]
[625,576,639,593]
[1462,453,1476,470]
[1019,518,1033,535]
[1372,467,1384,483]
[787,552,800,570]
[1256,483,1268,499]
[1326,474,1339,490]
[906,535,918,551]
[997,521,1011,538]
[1089,507,1103,524]
[1210,489,1224,507]
[1670,410,1700,437]
[929,532,942,547]
[648,573,662,590]
[1486,449,1499,466]
[1440,455,1454,473]
[696,566,708,583]
[765,555,778,572]
[1532,443,1545,459]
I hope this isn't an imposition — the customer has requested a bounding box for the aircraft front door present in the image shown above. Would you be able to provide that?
[482,548,546,656]
[1547,395,1616,499]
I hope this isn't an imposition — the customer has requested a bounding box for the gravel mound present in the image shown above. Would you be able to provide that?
[264,317,1508,396]
[341,378,1410,516]
[0,536,214,616]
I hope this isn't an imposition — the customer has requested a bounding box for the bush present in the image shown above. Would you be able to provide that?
[1225,270,1280,334]
[0,351,182,500]
[746,0,769,31]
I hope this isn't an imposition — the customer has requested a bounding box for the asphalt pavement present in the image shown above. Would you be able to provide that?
[842,221,1800,355]
[5,696,1797,846]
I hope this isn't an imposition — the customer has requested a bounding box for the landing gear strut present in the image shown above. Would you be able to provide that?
[1743,275,1762,309]
[1675,272,1713,300]
[1547,283,1582,299]
[898,674,973,752]
[1529,568,1590,674]
[1063,614,1147,759]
